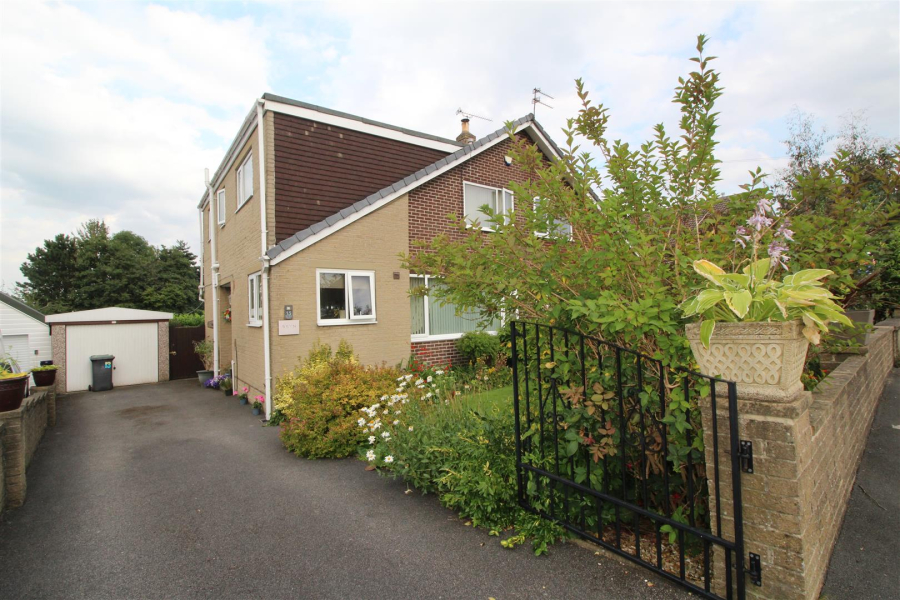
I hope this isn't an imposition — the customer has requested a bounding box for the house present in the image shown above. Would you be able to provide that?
[198,94,564,418]
[0,292,51,382]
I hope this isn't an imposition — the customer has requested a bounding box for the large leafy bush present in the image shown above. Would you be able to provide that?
[456,331,501,364]
[277,342,400,458]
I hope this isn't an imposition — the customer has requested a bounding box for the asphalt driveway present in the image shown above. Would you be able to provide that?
[0,379,687,600]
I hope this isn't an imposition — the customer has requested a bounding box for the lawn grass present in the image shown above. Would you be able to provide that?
[469,385,512,407]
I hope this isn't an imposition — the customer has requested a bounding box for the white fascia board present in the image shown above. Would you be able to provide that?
[269,125,530,267]
[264,99,461,154]
[198,108,260,209]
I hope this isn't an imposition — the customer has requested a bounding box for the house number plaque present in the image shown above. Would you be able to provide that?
[284,305,293,320]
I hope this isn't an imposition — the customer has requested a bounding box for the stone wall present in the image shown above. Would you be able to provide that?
[0,386,55,511]
[50,324,67,394]
[700,326,895,599]
[157,321,170,383]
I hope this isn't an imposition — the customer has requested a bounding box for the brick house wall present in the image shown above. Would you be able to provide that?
[408,134,543,366]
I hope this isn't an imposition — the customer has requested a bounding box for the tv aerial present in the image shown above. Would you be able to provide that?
[455,108,492,122]
[532,88,554,116]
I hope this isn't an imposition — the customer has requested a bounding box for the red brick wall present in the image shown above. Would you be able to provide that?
[408,134,538,252]
[410,339,464,368]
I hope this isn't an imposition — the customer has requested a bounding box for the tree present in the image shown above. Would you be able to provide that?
[16,220,201,314]
[17,234,79,314]
[402,35,899,368]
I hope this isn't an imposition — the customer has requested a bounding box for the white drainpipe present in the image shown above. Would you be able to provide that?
[206,168,220,377]
[256,99,273,420]
[197,208,205,301]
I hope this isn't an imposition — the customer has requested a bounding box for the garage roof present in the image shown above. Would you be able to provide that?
[45,307,173,324]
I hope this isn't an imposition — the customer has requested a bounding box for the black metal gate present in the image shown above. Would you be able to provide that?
[510,321,752,599]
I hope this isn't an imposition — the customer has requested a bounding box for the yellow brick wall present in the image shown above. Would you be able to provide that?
[268,194,411,378]
[201,113,276,400]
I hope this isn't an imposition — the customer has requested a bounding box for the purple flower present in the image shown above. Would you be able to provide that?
[768,240,790,270]
[756,198,773,214]
[747,213,773,231]
[776,220,794,241]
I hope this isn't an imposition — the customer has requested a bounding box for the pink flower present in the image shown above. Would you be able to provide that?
[242,387,249,393]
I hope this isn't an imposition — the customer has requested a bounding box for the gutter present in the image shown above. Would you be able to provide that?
[197,208,205,301]
[257,99,274,420]
[205,168,220,377]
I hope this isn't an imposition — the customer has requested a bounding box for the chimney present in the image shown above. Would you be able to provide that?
[456,118,476,144]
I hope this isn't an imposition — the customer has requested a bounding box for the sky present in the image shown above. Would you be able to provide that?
[1,0,898,290]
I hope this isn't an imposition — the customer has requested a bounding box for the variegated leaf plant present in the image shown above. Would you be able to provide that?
[680,258,853,348]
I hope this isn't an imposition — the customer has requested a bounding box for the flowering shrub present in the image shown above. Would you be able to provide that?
[252,396,264,410]
[359,373,562,554]
[277,342,400,458]
[204,375,229,390]
[681,196,852,347]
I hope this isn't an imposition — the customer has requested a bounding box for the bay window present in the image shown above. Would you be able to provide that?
[317,269,376,325]
[410,275,501,340]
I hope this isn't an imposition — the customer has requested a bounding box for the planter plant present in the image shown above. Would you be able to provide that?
[252,396,263,416]
[221,376,233,396]
[239,387,249,405]
[681,197,852,401]
[193,339,215,384]
[0,357,29,412]
[30,364,59,387]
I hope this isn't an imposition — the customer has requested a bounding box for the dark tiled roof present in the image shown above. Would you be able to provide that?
[0,291,46,324]
[267,115,546,260]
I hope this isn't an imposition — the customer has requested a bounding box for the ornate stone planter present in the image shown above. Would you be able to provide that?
[685,320,809,402]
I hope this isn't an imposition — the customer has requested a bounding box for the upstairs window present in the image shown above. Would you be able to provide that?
[463,182,513,231]
[217,189,226,226]
[317,270,376,325]
[237,152,254,209]
[533,197,573,239]
[248,272,262,325]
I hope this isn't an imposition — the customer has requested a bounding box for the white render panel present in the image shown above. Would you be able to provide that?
[65,323,159,392]
[0,301,52,371]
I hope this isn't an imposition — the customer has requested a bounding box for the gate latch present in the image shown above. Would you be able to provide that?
[746,552,762,586]
[738,440,754,474]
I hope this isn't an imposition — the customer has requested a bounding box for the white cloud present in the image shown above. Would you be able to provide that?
[0,1,270,289]
[1,0,897,290]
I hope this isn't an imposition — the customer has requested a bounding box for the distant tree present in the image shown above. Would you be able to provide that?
[776,111,900,318]
[144,241,201,314]
[16,234,79,314]
[16,220,200,314]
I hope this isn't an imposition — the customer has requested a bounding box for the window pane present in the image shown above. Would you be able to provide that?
[351,275,373,317]
[217,191,226,223]
[427,281,481,335]
[257,275,263,320]
[319,272,346,320]
[410,277,426,336]
[501,190,514,215]
[243,157,254,202]
[464,183,496,228]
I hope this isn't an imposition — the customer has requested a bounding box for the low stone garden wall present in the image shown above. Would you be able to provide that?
[701,323,896,600]
[0,385,57,515]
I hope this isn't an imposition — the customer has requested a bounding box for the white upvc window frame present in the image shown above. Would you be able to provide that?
[533,196,573,240]
[409,274,500,342]
[217,189,226,226]
[248,271,262,326]
[316,269,377,326]
[463,181,514,232]
[236,152,254,211]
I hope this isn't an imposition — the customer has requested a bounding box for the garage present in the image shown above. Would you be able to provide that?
[45,308,172,393]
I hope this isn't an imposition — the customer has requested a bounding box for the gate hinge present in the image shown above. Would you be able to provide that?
[746,552,762,586]
[739,440,754,474]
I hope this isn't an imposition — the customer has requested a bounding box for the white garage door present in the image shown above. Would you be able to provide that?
[66,323,159,392]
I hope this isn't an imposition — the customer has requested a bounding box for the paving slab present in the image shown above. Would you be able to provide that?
[821,369,900,599]
[0,379,688,599]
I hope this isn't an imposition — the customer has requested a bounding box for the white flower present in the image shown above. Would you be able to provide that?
[435,370,444,375]
[381,431,391,439]
[394,410,401,415]
[408,426,414,432]
[357,418,366,427]
[425,392,433,399]
[415,378,424,386]
[455,391,461,396]
[396,376,405,382]
[368,435,376,444]
[383,409,389,415]
[393,420,399,425]
[426,376,433,383]
[366,450,376,462]
[404,374,413,381]
[371,420,382,430]
[381,395,389,401]
[416,384,425,389]
[384,455,394,464]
